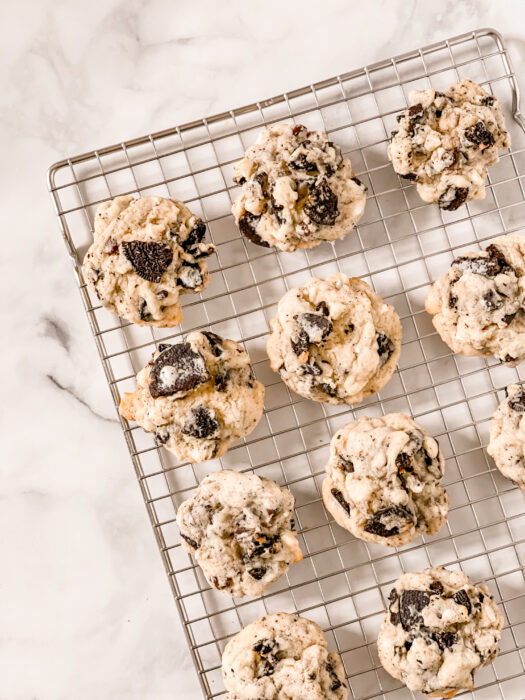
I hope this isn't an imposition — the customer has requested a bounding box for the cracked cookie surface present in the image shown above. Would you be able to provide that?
[119,332,264,462]
[378,567,503,697]
[82,195,215,326]
[322,413,448,547]
[488,383,525,490]
[232,123,367,251]
[425,234,525,366]
[222,612,347,699]
[388,79,509,209]
[177,470,302,597]
[267,273,401,405]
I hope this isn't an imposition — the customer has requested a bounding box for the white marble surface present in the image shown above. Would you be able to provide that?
[2,1,525,698]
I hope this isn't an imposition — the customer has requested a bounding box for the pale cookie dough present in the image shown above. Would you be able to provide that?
[322,413,448,547]
[267,273,402,405]
[222,612,347,699]
[232,123,367,252]
[388,78,509,209]
[378,567,503,698]
[176,470,302,597]
[83,195,215,326]
[425,234,525,366]
[487,383,525,489]
[119,332,264,462]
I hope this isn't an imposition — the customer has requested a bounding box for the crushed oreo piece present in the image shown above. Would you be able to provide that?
[138,298,152,321]
[399,589,432,630]
[340,456,354,473]
[502,312,517,325]
[238,211,270,247]
[295,312,333,344]
[481,95,495,106]
[453,589,472,615]
[320,382,337,397]
[433,630,457,650]
[177,262,204,289]
[449,294,458,310]
[298,362,323,376]
[248,567,267,580]
[396,452,412,472]
[182,219,207,253]
[465,121,495,149]
[376,332,395,366]
[438,186,469,211]
[408,103,424,117]
[508,390,525,412]
[150,343,210,398]
[453,245,512,278]
[202,331,224,356]
[122,240,173,282]
[291,329,310,357]
[316,300,330,316]
[180,533,199,550]
[155,426,170,444]
[401,172,418,181]
[331,488,351,515]
[181,405,219,439]
[325,662,343,692]
[304,178,339,225]
[364,505,415,538]
[253,639,281,678]
[481,290,503,311]
[104,236,119,254]
[214,368,231,392]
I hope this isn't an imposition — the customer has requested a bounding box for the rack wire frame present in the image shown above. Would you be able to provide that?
[48,28,525,699]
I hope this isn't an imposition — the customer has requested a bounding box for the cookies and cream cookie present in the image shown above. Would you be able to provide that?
[83,195,215,326]
[378,567,503,697]
[389,78,509,209]
[222,612,347,699]
[232,123,367,251]
[119,332,264,462]
[177,470,302,597]
[267,273,401,405]
[425,235,525,365]
[488,383,525,489]
[322,413,448,547]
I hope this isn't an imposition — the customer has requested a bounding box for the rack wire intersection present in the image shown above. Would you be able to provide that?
[48,28,525,699]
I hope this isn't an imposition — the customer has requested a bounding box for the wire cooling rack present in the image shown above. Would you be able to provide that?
[48,28,525,700]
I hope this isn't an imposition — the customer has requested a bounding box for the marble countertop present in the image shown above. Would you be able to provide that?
[3,1,525,698]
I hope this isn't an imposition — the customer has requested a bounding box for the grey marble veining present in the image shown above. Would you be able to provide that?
[2,1,525,698]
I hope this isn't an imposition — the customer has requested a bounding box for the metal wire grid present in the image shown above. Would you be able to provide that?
[47,28,525,700]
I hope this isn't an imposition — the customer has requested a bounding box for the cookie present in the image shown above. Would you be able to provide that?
[487,383,525,489]
[378,566,503,698]
[222,612,347,699]
[231,123,367,251]
[267,273,402,405]
[388,78,509,209]
[119,332,265,462]
[82,195,215,326]
[322,413,448,547]
[176,470,302,597]
[425,234,525,366]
